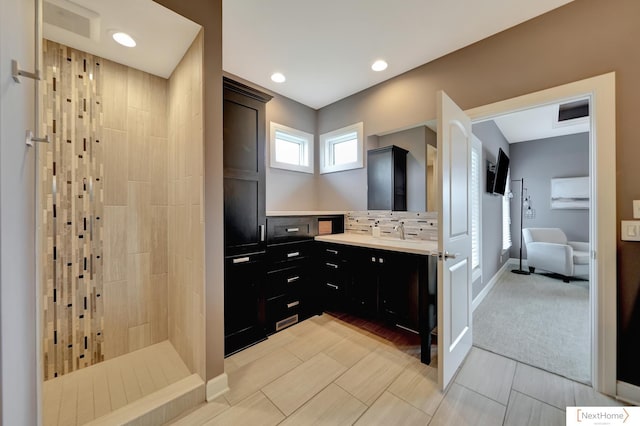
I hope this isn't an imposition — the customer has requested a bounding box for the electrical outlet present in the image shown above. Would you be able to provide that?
[634,200,640,219]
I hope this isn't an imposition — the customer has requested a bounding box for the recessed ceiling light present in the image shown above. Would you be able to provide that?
[371,60,388,72]
[112,32,136,48]
[271,72,286,83]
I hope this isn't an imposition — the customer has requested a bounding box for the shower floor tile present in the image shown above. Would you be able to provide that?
[43,340,190,426]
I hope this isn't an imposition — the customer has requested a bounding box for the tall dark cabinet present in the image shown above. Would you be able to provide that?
[223,77,272,356]
[367,145,408,211]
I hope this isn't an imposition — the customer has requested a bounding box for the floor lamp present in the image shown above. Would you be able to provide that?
[512,178,530,275]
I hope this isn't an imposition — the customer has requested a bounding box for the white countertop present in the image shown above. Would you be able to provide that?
[315,233,437,255]
[267,211,347,217]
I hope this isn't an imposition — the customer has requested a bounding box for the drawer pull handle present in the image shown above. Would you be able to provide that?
[287,276,300,283]
[326,249,338,254]
[233,257,250,264]
[287,301,300,309]
[287,251,300,258]
[326,262,338,269]
[326,283,339,290]
[286,227,300,232]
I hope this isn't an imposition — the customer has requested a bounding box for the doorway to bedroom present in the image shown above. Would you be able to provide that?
[473,99,591,385]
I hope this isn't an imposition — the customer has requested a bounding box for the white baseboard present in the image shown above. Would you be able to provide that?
[472,259,513,312]
[206,373,229,402]
[617,381,640,405]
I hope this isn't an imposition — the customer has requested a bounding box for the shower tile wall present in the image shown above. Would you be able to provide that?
[101,59,169,360]
[167,31,205,378]
[41,41,104,379]
[41,40,171,379]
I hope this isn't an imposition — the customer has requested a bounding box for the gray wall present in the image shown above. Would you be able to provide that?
[472,121,511,299]
[509,133,590,258]
[266,92,319,211]
[0,0,38,422]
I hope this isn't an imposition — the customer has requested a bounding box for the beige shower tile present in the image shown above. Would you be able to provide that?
[103,280,129,359]
[103,206,127,282]
[127,182,151,254]
[105,362,128,410]
[262,353,346,415]
[128,323,151,352]
[225,347,302,406]
[335,347,410,405]
[150,75,168,138]
[388,359,444,416]
[150,206,168,274]
[504,391,565,426]
[280,384,367,426]
[76,372,95,424]
[127,253,151,326]
[103,128,128,205]
[150,136,168,205]
[102,60,128,131]
[92,367,112,419]
[429,383,506,426]
[150,273,168,343]
[204,392,284,426]
[127,67,151,111]
[512,363,575,409]
[455,347,516,405]
[127,107,151,182]
[354,391,431,425]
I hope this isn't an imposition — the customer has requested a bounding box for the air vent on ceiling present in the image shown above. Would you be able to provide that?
[558,99,589,122]
[44,0,100,41]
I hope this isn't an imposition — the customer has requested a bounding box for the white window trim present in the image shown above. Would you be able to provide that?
[471,136,483,283]
[269,122,314,174]
[319,122,364,174]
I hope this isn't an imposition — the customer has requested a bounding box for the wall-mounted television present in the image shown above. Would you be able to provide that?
[486,148,510,195]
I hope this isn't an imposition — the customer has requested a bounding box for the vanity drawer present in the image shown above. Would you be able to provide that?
[266,293,303,332]
[267,240,315,265]
[265,266,307,299]
[267,216,317,244]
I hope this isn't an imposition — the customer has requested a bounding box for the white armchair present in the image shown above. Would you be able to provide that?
[522,228,589,281]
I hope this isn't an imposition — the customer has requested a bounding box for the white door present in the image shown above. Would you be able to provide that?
[436,91,473,390]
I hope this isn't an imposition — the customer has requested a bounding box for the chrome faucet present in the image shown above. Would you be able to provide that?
[394,222,405,240]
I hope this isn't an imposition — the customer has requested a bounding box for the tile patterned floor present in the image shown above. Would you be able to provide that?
[169,314,623,426]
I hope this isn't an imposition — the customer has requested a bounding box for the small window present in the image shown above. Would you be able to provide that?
[269,122,314,174]
[319,122,364,174]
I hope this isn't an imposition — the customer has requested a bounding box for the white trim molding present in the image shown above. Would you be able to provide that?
[206,373,229,402]
[617,381,640,406]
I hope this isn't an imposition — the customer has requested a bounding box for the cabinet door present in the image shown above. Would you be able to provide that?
[349,249,380,317]
[223,80,271,256]
[224,254,266,356]
[379,253,420,331]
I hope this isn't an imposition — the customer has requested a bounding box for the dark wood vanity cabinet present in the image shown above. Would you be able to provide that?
[223,78,272,356]
[318,244,351,312]
[367,145,408,211]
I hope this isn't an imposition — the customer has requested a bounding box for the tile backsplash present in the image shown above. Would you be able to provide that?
[346,211,438,241]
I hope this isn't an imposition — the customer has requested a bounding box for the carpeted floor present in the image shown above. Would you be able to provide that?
[473,269,590,384]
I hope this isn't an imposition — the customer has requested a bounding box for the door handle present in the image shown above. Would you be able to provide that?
[259,224,265,242]
[429,251,460,260]
[233,256,250,264]
[287,276,300,283]
[326,262,338,269]
[326,283,339,290]
[287,301,300,309]
[287,251,300,258]
[286,227,299,233]
[326,249,338,254]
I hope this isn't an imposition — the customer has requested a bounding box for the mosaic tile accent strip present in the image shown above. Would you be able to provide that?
[346,211,438,241]
[41,40,104,380]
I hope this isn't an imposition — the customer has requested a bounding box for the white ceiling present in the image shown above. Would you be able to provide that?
[223,0,575,109]
[43,0,201,78]
[493,102,590,144]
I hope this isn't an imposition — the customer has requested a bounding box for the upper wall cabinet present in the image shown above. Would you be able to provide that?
[223,77,273,256]
[367,145,408,211]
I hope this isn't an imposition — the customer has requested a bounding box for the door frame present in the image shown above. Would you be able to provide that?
[465,72,616,396]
